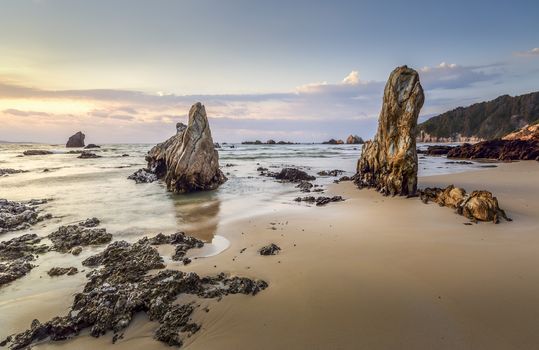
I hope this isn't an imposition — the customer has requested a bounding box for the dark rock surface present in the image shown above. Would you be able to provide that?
[267,168,315,182]
[84,144,100,149]
[142,232,204,261]
[0,169,28,176]
[0,234,49,287]
[294,196,344,206]
[322,139,344,145]
[419,185,512,223]
[0,199,50,234]
[47,267,78,277]
[317,169,345,177]
[66,131,85,148]
[3,235,267,349]
[77,151,101,159]
[446,139,539,161]
[23,150,53,156]
[296,181,314,192]
[417,145,454,156]
[48,219,111,253]
[128,169,158,183]
[259,243,281,255]
[355,66,424,196]
[346,135,364,144]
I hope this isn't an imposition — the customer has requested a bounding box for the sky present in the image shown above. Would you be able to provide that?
[0,0,538,144]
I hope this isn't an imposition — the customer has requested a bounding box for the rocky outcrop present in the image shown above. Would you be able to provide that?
[346,135,364,144]
[66,131,85,148]
[265,168,315,182]
[135,103,227,193]
[48,218,111,253]
[0,199,51,234]
[47,267,78,277]
[446,139,539,161]
[23,150,53,156]
[355,66,424,196]
[419,185,511,223]
[503,123,539,141]
[418,91,539,142]
[0,234,49,287]
[259,243,281,255]
[294,195,344,206]
[127,169,158,183]
[77,151,101,159]
[417,145,454,156]
[3,235,267,349]
[322,139,344,145]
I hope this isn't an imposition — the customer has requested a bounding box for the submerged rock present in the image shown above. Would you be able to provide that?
[128,168,158,183]
[77,151,101,159]
[294,196,344,206]
[23,150,53,156]
[355,66,424,196]
[134,103,227,193]
[0,169,28,176]
[259,243,281,255]
[84,144,100,149]
[0,199,50,234]
[3,237,267,349]
[48,219,111,253]
[419,185,511,223]
[47,267,78,277]
[66,131,85,148]
[0,234,49,287]
[267,168,315,182]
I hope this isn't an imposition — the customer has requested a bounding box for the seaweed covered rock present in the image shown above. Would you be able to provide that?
[48,219,111,253]
[3,236,267,349]
[0,199,50,234]
[142,232,204,261]
[134,103,227,193]
[66,131,85,148]
[355,66,424,196]
[419,185,511,223]
[0,234,49,287]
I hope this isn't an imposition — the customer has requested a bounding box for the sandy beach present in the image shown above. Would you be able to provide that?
[2,160,534,350]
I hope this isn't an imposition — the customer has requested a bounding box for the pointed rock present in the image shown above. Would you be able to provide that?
[355,66,424,196]
[145,103,227,193]
[66,131,85,148]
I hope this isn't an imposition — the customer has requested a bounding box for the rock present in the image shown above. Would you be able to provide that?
[322,139,344,145]
[47,267,78,277]
[121,154,129,157]
[70,246,82,256]
[503,123,539,142]
[84,144,100,149]
[446,139,539,161]
[128,169,158,183]
[48,220,111,253]
[23,150,53,156]
[259,243,281,255]
[66,131,85,148]
[267,139,276,144]
[0,199,50,234]
[267,168,315,182]
[0,234,49,287]
[4,237,267,349]
[419,185,511,223]
[294,196,344,206]
[257,166,268,172]
[77,151,101,159]
[142,232,204,261]
[335,176,351,183]
[346,135,364,144]
[242,140,263,145]
[80,217,100,227]
[417,145,454,156]
[139,103,227,193]
[445,161,473,165]
[317,169,345,177]
[213,143,221,149]
[355,66,424,196]
[296,181,313,192]
[0,169,28,176]
[66,150,83,154]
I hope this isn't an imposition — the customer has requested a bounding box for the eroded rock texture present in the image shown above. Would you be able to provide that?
[0,199,51,234]
[0,234,49,287]
[419,185,511,223]
[355,66,424,196]
[66,132,85,148]
[138,103,227,193]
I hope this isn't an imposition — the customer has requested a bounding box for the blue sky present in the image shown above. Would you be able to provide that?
[0,0,538,143]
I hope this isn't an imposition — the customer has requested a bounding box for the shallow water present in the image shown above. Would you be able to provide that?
[0,142,493,338]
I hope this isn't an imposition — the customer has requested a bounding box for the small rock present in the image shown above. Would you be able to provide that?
[259,243,281,256]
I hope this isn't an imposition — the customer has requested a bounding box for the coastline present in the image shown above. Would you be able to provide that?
[4,161,536,349]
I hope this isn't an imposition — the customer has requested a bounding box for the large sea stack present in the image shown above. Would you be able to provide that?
[145,102,227,193]
[66,131,85,148]
[355,66,424,196]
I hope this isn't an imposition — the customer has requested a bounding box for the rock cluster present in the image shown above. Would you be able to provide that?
[66,131,85,148]
[0,199,51,234]
[294,195,344,206]
[322,139,344,145]
[0,169,28,176]
[142,232,204,261]
[265,168,315,182]
[346,135,364,144]
[23,150,53,156]
[419,185,512,223]
[48,218,111,253]
[3,235,267,349]
[355,66,424,196]
[446,139,539,161]
[78,151,101,159]
[132,103,227,193]
[317,169,345,177]
[0,234,49,287]
[259,243,281,255]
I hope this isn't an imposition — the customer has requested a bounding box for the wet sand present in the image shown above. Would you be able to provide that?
[4,161,539,349]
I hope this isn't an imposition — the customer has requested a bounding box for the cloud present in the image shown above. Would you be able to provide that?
[419,62,501,90]
[514,47,539,57]
[2,108,50,117]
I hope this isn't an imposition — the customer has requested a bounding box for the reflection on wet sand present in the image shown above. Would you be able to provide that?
[172,194,221,242]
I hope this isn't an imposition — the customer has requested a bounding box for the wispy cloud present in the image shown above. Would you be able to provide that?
[514,47,539,57]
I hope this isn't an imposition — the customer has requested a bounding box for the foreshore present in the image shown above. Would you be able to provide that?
[4,161,539,350]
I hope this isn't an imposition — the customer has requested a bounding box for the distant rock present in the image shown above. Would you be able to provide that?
[417,145,454,156]
[77,151,101,159]
[23,150,53,156]
[267,139,276,144]
[84,144,100,149]
[355,66,424,196]
[346,135,364,144]
[242,140,263,145]
[294,195,344,206]
[0,169,28,176]
[136,103,227,193]
[419,185,512,223]
[66,131,85,148]
[267,168,315,182]
[317,169,345,177]
[214,142,221,149]
[322,139,344,145]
